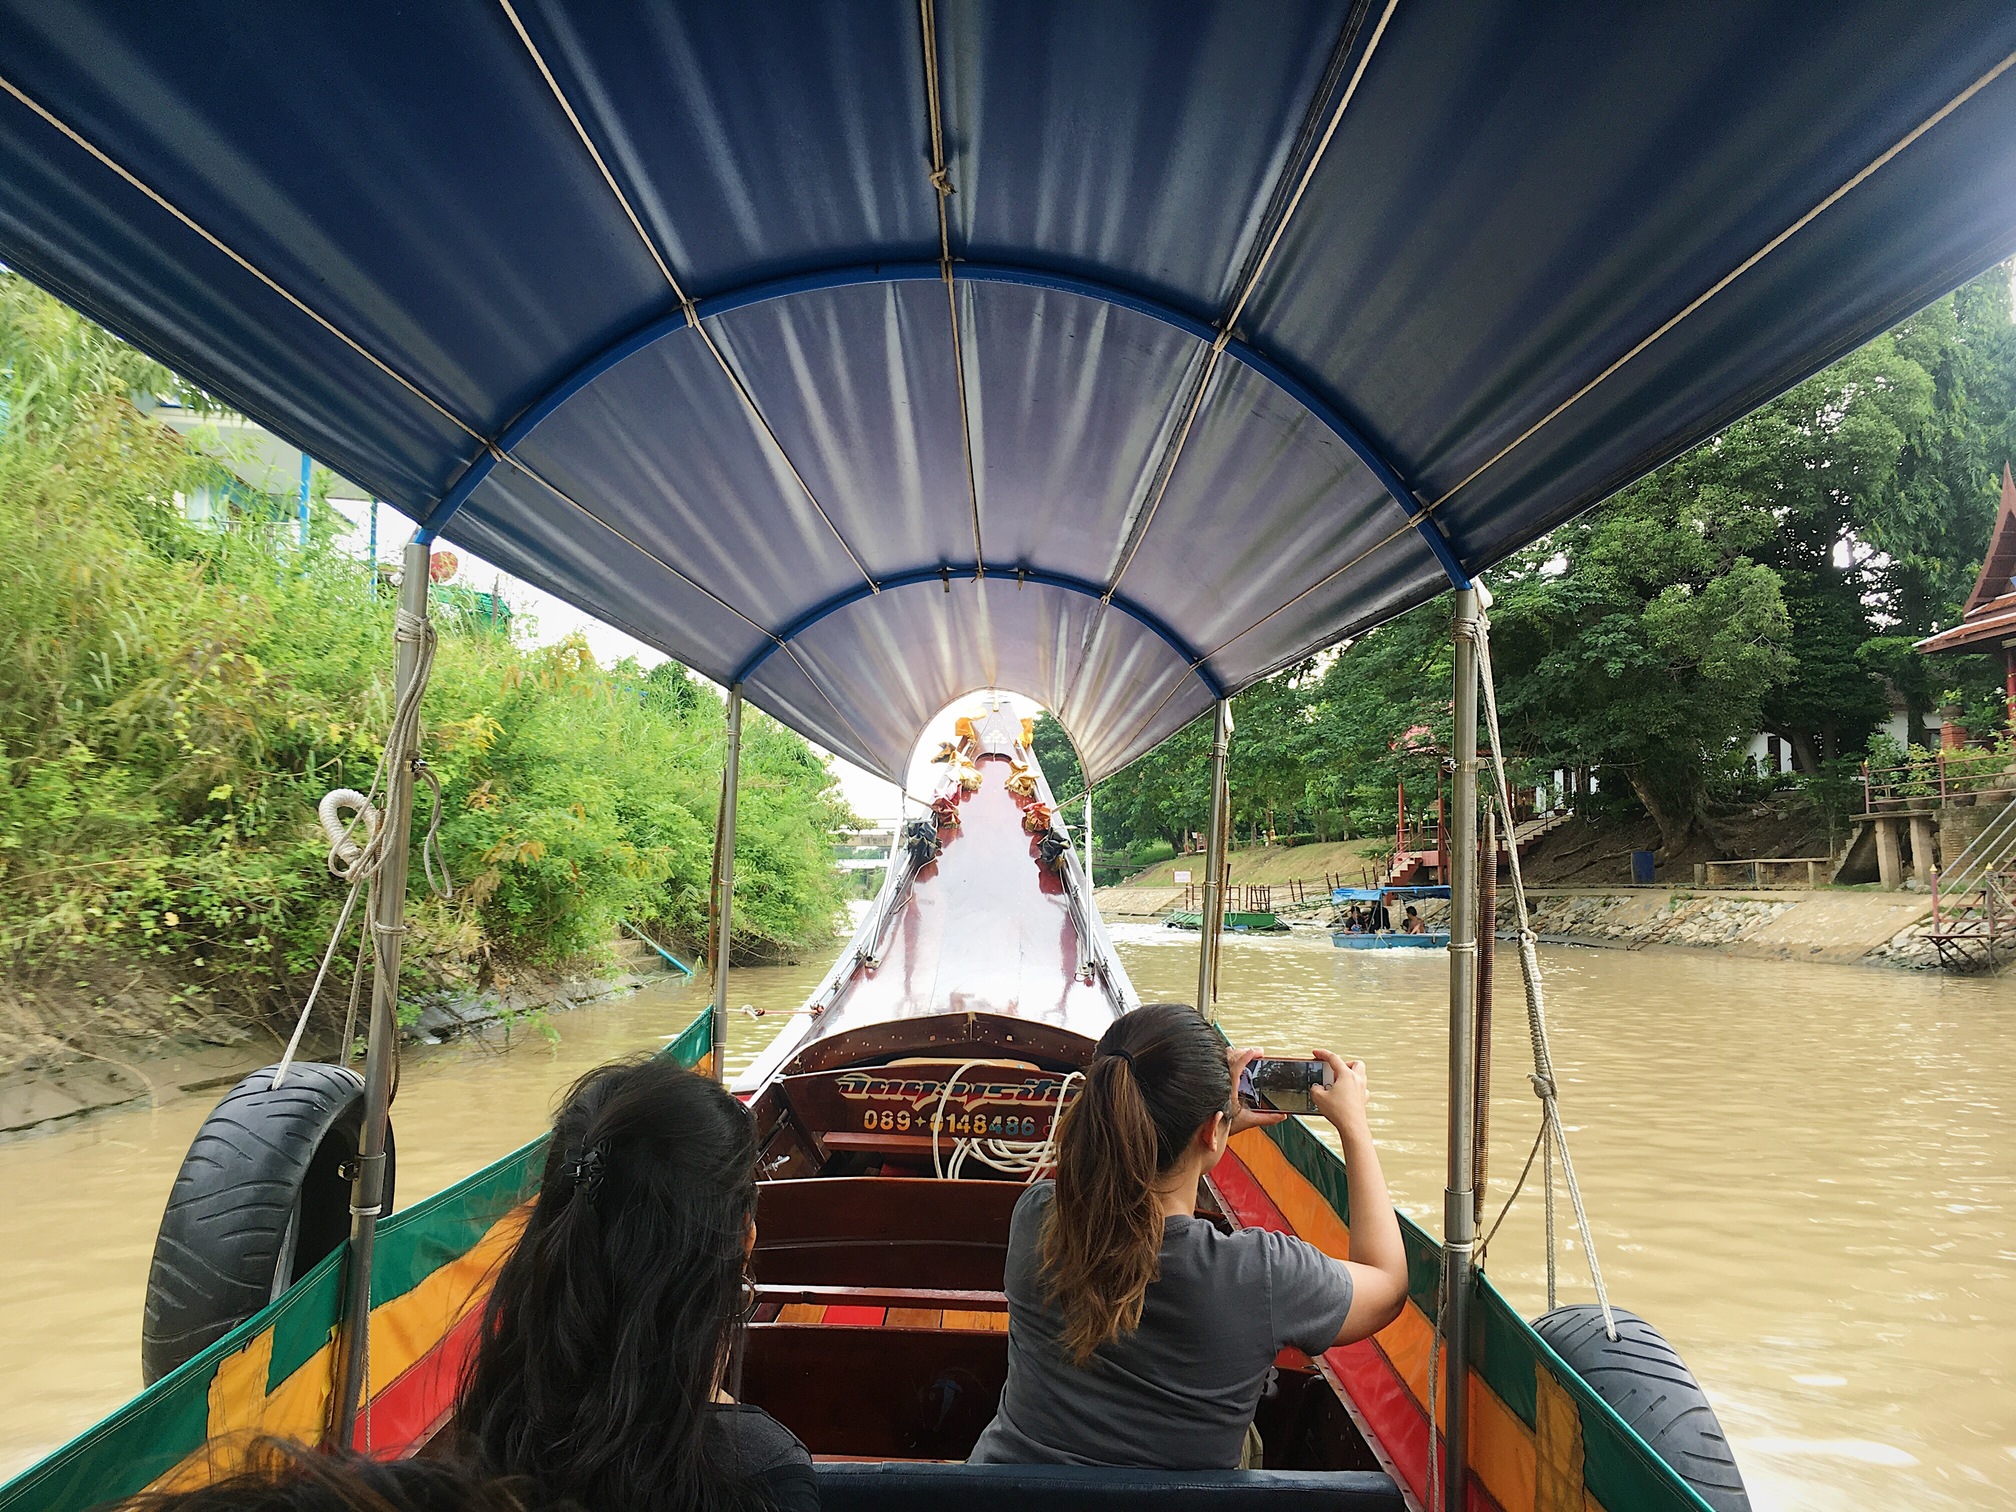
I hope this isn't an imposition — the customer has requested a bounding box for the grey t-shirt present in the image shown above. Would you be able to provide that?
[969,1179,1354,1469]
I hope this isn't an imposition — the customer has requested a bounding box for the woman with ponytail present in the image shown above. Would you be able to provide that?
[970,1003,1408,1469]
[453,1057,815,1512]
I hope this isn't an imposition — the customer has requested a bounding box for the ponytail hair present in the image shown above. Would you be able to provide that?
[1040,1003,1231,1362]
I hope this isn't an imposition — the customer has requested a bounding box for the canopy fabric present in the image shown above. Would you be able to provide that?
[4,3,2016,781]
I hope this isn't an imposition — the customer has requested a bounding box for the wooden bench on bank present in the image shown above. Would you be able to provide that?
[1695,856,1831,889]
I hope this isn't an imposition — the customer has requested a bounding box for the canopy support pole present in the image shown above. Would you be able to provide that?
[1083,785,1095,880]
[328,539,428,1451]
[710,684,745,1081]
[1441,589,1481,1511]
[1196,700,1232,1018]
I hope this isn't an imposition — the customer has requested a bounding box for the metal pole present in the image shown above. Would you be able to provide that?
[1442,588,1481,1511]
[709,685,745,1081]
[1473,807,1496,1229]
[328,538,428,1449]
[297,451,311,547]
[1083,784,1095,880]
[1196,700,1233,1017]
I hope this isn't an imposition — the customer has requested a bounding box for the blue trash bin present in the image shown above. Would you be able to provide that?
[1630,849,1656,884]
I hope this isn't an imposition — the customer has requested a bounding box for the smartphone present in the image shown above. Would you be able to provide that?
[1237,1057,1336,1115]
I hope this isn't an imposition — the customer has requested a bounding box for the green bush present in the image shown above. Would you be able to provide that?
[0,273,849,1040]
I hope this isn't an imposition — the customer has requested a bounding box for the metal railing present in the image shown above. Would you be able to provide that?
[1862,746,2016,811]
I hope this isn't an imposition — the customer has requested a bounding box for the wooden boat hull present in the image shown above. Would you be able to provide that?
[0,715,1714,1512]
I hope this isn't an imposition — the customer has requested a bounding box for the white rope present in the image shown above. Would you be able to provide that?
[272,605,451,1089]
[932,1061,1082,1181]
[1471,595,1616,1339]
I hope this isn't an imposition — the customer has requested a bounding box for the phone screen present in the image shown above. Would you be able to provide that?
[1236,1058,1334,1115]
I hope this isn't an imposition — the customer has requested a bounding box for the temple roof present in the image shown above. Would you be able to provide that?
[1917,463,2016,657]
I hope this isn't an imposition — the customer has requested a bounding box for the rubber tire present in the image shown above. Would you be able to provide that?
[141,1063,395,1384]
[1532,1305,1750,1512]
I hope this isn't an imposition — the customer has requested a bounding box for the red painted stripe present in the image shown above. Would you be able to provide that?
[1208,1149,1293,1232]
[353,1307,483,1458]
[820,1305,887,1327]
[1215,1148,1435,1504]
[1323,1338,1429,1505]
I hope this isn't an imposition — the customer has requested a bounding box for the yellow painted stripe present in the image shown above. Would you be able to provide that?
[364,1204,530,1398]
[778,1304,826,1324]
[1473,1372,1539,1512]
[1231,1131,1579,1512]
[1535,1362,1586,1512]
[1228,1129,1352,1259]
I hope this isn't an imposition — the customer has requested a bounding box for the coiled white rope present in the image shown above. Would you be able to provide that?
[1471,599,1617,1339]
[272,606,452,1089]
[931,1061,1082,1181]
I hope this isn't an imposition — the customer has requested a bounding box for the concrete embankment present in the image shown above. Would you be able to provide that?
[1095,882,1950,969]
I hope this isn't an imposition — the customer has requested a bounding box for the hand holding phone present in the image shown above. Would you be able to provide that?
[1236,1055,1337,1115]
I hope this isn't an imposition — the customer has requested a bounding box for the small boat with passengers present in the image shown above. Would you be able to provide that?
[5,5,2015,1512]
[1330,888,1451,951]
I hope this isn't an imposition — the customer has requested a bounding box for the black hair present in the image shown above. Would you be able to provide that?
[104,1438,568,1512]
[1041,1003,1231,1361]
[455,1056,766,1512]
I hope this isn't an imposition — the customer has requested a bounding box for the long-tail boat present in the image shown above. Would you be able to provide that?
[5,5,2016,1510]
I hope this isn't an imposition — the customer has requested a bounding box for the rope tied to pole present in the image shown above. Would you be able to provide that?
[1470,594,1618,1340]
[273,599,452,1089]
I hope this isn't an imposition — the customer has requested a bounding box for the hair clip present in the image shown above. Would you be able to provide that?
[562,1141,609,1203]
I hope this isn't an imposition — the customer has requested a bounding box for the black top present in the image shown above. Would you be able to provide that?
[710,1404,818,1512]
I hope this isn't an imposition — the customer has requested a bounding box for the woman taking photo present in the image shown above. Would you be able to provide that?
[454,1058,814,1512]
[969,1003,1409,1469]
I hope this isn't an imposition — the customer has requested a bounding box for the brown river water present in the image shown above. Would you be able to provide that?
[1,925,2010,1511]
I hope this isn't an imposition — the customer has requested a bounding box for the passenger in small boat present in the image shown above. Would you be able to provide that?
[1401,906,1427,934]
[453,1058,815,1512]
[104,1437,571,1512]
[969,1003,1408,1469]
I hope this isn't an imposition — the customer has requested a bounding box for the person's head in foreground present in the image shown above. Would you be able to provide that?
[455,1057,812,1512]
[968,1002,1410,1469]
[104,1438,564,1512]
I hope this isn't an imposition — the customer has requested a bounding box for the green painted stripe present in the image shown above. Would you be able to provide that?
[1473,1274,1539,1428]
[0,1246,343,1512]
[1,1007,717,1512]
[1258,1112,1717,1512]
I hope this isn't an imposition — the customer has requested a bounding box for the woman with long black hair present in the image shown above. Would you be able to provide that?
[969,1003,1409,1469]
[454,1057,814,1512]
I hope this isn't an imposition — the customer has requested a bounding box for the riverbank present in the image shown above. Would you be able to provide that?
[1095,882,1950,969]
[0,936,685,1138]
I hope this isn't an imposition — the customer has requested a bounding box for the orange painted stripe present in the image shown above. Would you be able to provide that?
[1230,1134,1565,1512]
[778,1304,826,1324]
[942,1310,1009,1332]
[1228,1129,1351,1259]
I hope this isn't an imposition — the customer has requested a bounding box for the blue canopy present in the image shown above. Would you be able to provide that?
[3,3,2015,781]
[1333,886,1451,903]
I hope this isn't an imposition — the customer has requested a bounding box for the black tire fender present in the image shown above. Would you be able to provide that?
[1533,1304,1749,1512]
[141,1063,395,1384]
